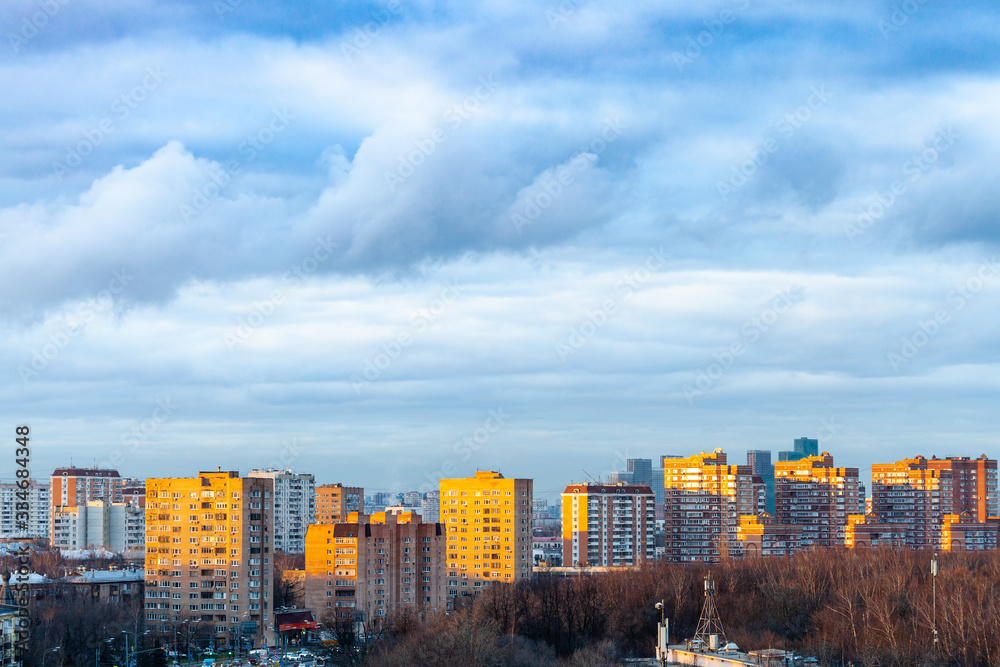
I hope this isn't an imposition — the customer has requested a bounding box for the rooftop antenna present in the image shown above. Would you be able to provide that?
[693,573,728,650]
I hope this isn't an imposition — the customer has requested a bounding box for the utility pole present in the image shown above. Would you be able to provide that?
[931,553,938,659]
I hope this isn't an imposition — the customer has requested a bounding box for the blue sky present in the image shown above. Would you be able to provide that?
[2,0,999,503]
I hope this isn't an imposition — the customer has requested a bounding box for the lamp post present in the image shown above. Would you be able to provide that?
[932,553,938,657]
[123,629,150,667]
[96,637,115,667]
[43,646,61,667]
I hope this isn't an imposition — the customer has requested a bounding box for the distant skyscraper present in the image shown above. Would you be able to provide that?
[778,437,819,462]
[746,450,775,514]
[249,468,315,553]
[608,470,634,484]
[626,459,654,486]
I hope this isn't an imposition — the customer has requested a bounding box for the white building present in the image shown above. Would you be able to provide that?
[51,500,144,553]
[421,490,440,522]
[0,481,50,538]
[249,468,315,553]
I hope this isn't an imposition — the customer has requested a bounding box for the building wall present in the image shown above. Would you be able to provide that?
[303,512,446,624]
[440,471,533,599]
[927,456,998,521]
[144,471,275,647]
[872,457,950,548]
[561,484,655,567]
[50,467,123,543]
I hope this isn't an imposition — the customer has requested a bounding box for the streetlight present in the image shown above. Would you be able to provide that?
[932,553,938,656]
[43,646,61,667]
[96,637,115,667]
[123,629,150,667]
[654,600,668,665]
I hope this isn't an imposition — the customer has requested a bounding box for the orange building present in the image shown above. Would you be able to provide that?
[871,457,951,548]
[315,484,364,524]
[735,513,801,558]
[940,513,999,551]
[774,453,860,548]
[440,471,533,598]
[662,450,761,562]
[561,483,655,567]
[303,511,447,623]
[144,471,274,648]
[845,513,906,548]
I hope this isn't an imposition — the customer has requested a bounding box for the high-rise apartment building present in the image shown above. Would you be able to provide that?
[303,511,446,623]
[440,471,533,598]
[51,500,144,553]
[608,471,634,484]
[561,483,655,567]
[746,450,775,514]
[249,469,315,553]
[774,453,860,548]
[50,467,123,543]
[926,456,998,521]
[421,491,441,523]
[315,484,364,524]
[871,457,952,548]
[0,482,50,538]
[144,471,274,648]
[778,437,818,462]
[662,450,761,562]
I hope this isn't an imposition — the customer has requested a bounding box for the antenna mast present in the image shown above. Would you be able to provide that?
[693,573,728,648]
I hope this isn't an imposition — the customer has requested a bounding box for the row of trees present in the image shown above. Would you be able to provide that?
[361,548,1000,666]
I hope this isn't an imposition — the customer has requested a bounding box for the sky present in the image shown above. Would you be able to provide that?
[2,0,999,504]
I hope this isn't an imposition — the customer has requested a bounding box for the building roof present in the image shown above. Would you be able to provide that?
[51,467,121,478]
[63,568,144,583]
[562,483,654,495]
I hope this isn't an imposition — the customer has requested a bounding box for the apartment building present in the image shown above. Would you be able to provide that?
[51,500,144,553]
[926,456,998,521]
[50,467,123,543]
[561,483,655,567]
[440,471,533,598]
[249,469,315,553]
[662,450,761,562]
[746,450,775,513]
[315,484,364,524]
[0,481,50,538]
[871,457,952,548]
[144,471,274,649]
[940,513,999,551]
[420,491,441,523]
[735,513,801,557]
[774,453,860,548]
[845,513,907,548]
[303,511,446,623]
